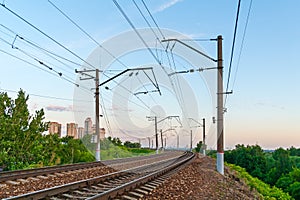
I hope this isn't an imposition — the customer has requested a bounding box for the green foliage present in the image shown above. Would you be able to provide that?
[265,148,293,185]
[225,144,267,180]
[0,90,94,170]
[111,137,122,146]
[273,148,292,175]
[206,150,217,158]
[100,139,155,160]
[291,156,300,168]
[126,148,155,155]
[275,168,300,199]
[287,182,300,200]
[194,141,202,153]
[81,136,155,160]
[228,164,292,200]
[223,144,300,199]
[289,168,300,182]
[276,176,294,192]
[0,90,48,170]
[288,146,300,157]
[124,141,141,148]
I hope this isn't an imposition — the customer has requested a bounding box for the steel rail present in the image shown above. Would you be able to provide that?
[4,152,193,200]
[0,151,181,183]
[0,161,103,183]
[89,152,195,199]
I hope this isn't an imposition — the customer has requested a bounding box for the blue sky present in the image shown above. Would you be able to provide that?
[0,0,299,149]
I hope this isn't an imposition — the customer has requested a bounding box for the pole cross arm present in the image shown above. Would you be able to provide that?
[99,67,161,96]
[161,38,217,62]
[188,118,203,127]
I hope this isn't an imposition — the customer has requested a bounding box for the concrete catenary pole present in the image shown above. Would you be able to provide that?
[160,129,163,150]
[177,134,179,149]
[203,118,206,156]
[217,35,224,175]
[95,69,101,161]
[155,116,158,154]
[148,137,151,149]
[190,130,193,152]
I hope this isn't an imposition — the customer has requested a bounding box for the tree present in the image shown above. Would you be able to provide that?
[273,148,292,175]
[0,90,94,170]
[124,141,141,148]
[288,146,300,157]
[0,90,48,170]
[112,137,122,146]
[225,144,267,180]
[194,141,202,153]
[288,182,300,200]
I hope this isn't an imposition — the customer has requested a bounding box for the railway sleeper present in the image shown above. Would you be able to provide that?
[61,193,87,199]
[122,195,138,200]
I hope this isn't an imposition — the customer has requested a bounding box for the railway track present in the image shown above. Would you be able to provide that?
[0,151,181,183]
[3,152,194,200]
[0,162,104,183]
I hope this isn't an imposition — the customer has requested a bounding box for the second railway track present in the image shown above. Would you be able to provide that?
[3,151,195,200]
[0,151,181,183]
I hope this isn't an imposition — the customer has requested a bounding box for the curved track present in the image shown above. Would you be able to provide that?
[4,152,194,200]
[0,151,180,183]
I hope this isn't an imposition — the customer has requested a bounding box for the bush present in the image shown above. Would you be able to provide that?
[228,164,292,200]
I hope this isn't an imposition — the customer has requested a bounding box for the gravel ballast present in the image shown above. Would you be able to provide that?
[143,155,261,200]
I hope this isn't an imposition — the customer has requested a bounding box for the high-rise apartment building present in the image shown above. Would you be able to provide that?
[77,127,84,139]
[84,117,93,135]
[48,122,62,137]
[100,128,106,140]
[67,123,78,139]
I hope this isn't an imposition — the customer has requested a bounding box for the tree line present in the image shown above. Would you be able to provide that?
[0,90,152,171]
[225,144,300,199]
[0,90,95,170]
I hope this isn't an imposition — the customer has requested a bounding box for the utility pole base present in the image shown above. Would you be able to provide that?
[96,142,101,161]
[217,152,224,175]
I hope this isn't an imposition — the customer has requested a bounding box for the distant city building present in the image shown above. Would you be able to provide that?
[100,128,106,140]
[92,125,106,140]
[92,124,96,134]
[48,122,62,137]
[84,117,93,135]
[77,127,84,139]
[67,123,78,139]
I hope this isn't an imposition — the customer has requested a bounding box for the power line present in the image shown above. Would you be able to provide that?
[0,38,79,88]
[47,0,129,70]
[231,0,253,94]
[112,0,162,65]
[0,3,97,70]
[129,0,188,118]
[47,1,163,120]
[225,0,241,95]
[132,0,161,43]
[0,88,92,102]
[0,33,95,95]
[99,92,113,135]
[11,44,78,86]
[0,24,82,70]
[140,0,165,39]
[118,0,187,115]
[0,47,57,76]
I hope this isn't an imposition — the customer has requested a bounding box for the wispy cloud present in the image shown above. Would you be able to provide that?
[155,0,184,13]
[46,105,73,112]
[255,102,285,110]
[108,105,134,112]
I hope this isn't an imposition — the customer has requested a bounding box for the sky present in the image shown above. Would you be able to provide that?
[0,0,299,149]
